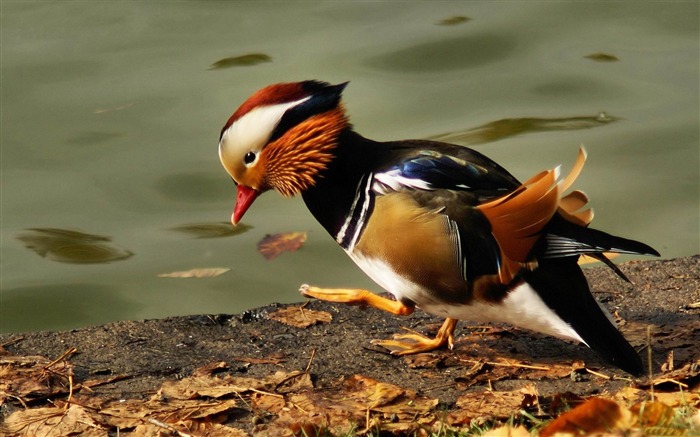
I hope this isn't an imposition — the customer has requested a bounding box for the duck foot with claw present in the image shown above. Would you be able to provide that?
[300,284,457,354]
[371,318,458,355]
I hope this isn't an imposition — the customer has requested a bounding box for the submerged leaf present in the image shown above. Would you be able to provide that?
[170,222,252,239]
[436,15,471,26]
[209,53,272,70]
[585,52,620,62]
[158,268,230,278]
[16,228,133,264]
[257,232,307,260]
[428,113,620,146]
[268,306,332,328]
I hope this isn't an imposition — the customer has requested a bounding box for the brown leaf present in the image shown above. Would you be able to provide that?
[482,425,530,437]
[1,405,105,437]
[158,369,308,401]
[631,401,675,427]
[158,267,230,278]
[268,306,332,328]
[344,375,405,408]
[0,352,74,402]
[250,392,286,413]
[540,397,632,437]
[99,397,240,428]
[262,375,438,435]
[448,386,540,425]
[257,232,307,260]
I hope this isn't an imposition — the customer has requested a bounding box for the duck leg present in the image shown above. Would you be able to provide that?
[300,284,457,354]
[299,284,414,315]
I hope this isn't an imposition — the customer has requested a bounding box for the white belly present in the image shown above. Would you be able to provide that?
[348,251,586,345]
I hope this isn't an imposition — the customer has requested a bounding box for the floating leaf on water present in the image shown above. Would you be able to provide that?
[436,15,471,26]
[93,102,133,114]
[257,232,307,260]
[428,113,621,146]
[170,222,252,239]
[584,52,620,62]
[158,268,230,278]
[208,53,272,70]
[16,228,133,264]
[268,306,332,328]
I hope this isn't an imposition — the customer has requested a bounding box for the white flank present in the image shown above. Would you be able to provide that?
[347,251,427,305]
[347,251,587,345]
[219,97,310,161]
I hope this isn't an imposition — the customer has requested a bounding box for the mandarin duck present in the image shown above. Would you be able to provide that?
[218,80,659,375]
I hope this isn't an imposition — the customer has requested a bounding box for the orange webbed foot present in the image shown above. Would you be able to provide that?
[371,318,458,355]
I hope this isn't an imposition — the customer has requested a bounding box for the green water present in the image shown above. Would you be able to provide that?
[1,1,698,333]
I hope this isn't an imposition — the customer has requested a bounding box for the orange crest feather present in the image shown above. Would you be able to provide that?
[477,147,589,284]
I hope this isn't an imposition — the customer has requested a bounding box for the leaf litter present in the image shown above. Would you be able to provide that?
[268,305,332,328]
[2,334,698,435]
[1,256,698,435]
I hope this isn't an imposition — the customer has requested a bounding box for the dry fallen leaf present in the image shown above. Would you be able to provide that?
[1,405,105,437]
[158,267,230,278]
[448,386,539,425]
[0,350,75,404]
[482,425,530,437]
[260,374,438,436]
[631,401,676,428]
[540,397,632,437]
[267,306,332,328]
[257,232,307,260]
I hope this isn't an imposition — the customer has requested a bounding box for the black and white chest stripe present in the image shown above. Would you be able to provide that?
[335,173,374,251]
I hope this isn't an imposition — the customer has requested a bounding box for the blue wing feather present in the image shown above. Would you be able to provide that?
[375,149,518,196]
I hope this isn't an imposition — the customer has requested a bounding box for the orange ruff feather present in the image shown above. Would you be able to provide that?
[477,147,588,283]
[262,107,348,197]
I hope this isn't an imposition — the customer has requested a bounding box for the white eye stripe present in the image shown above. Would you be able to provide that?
[220,97,310,156]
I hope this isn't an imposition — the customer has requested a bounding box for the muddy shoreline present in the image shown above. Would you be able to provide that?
[1,256,699,433]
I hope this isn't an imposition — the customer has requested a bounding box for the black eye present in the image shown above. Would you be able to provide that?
[244,152,256,165]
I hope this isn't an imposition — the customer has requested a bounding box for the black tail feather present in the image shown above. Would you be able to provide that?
[522,257,644,376]
[540,215,660,260]
[589,253,631,282]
